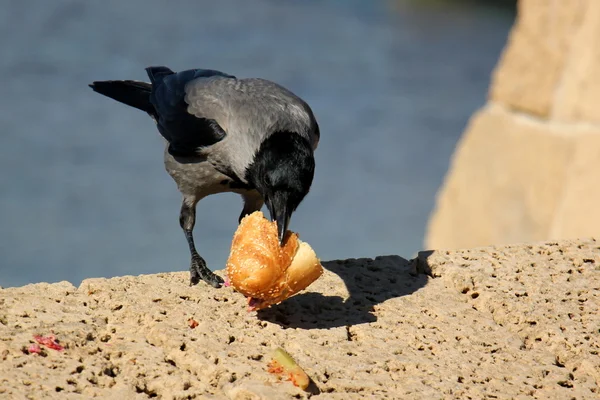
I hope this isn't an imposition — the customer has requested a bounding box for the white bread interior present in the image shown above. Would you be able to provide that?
[284,240,323,294]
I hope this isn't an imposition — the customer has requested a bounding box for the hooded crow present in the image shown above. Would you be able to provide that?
[89,66,319,288]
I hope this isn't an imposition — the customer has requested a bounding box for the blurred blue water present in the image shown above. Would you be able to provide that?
[0,0,514,287]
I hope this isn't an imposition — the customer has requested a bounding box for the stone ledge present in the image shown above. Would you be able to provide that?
[426,104,600,250]
[429,0,600,250]
[1,239,598,399]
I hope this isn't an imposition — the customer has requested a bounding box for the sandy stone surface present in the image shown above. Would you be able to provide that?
[426,104,577,250]
[427,0,600,250]
[1,239,598,399]
[489,0,587,117]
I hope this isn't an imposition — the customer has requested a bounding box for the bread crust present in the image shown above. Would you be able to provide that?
[225,211,323,310]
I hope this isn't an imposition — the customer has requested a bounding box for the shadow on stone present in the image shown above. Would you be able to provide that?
[257,254,429,330]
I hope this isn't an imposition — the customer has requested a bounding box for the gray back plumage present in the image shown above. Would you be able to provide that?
[184,76,320,183]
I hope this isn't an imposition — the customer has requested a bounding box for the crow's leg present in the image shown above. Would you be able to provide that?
[180,198,223,288]
[238,191,265,224]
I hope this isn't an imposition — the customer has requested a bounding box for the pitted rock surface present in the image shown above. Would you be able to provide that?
[0,239,598,399]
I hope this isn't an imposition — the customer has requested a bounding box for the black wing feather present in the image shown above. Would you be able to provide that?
[146,67,235,156]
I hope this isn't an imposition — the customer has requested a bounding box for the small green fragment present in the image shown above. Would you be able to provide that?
[268,347,310,390]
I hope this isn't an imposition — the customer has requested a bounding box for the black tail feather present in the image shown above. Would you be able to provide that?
[89,80,155,116]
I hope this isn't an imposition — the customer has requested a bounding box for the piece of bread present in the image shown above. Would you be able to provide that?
[226,211,323,310]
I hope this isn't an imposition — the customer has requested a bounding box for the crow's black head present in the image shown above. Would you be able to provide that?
[246,131,315,245]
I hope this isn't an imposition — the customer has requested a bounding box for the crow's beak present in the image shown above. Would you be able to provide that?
[267,193,292,246]
[276,208,290,246]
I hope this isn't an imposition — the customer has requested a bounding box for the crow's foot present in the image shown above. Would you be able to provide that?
[189,254,223,288]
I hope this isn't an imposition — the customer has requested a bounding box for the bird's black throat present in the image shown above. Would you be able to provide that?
[245,131,315,244]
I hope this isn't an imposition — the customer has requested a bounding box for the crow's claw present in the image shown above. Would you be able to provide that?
[189,255,223,288]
